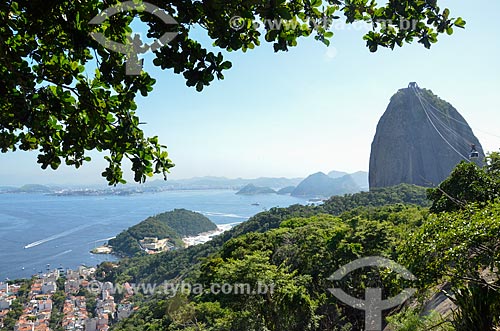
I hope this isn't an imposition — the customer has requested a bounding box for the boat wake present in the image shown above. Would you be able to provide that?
[87,237,116,244]
[51,249,73,259]
[24,224,91,249]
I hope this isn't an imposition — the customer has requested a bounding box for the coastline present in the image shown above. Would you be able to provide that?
[183,223,238,247]
[0,190,304,280]
[89,222,240,257]
[90,246,113,254]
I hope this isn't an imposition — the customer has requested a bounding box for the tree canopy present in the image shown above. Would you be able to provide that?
[83,158,500,330]
[108,208,217,256]
[427,152,500,213]
[0,0,465,184]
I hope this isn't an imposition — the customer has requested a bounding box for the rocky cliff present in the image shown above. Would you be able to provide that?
[369,83,484,189]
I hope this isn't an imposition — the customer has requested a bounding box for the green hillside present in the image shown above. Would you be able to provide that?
[108,209,217,257]
[101,185,429,284]
[153,209,218,237]
[102,153,500,331]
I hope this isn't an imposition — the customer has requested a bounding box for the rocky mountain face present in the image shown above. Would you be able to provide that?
[369,84,484,189]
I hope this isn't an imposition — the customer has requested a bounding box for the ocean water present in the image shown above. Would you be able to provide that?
[0,190,305,280]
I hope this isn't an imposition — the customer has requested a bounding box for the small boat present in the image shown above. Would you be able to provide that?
[251,203,260,206]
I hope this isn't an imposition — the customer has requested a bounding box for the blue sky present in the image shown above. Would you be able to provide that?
[1,0,499,185]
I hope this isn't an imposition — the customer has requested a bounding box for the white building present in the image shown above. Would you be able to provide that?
[139,237,170,252]
[38,299,53,312]
[78,266,96,278]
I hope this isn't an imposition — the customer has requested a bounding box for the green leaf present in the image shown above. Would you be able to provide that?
[276,7,293,20]
[326,6,337,16]
[443,8,450,19]
[311,0,322,8]
[454,17,466,28]
[221,61,232,70]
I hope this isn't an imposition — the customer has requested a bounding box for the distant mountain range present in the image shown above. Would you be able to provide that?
[291,172,360,198]
[145,176,304,190]
[0,171,368,198]
[0,184,53,193]
[327,170,349,179]
[232,171,369,199]
[346,171,370,191]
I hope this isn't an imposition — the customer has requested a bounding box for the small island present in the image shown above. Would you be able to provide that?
[276,186,296,195]
[104,209,218,257]
[235,184,276,195]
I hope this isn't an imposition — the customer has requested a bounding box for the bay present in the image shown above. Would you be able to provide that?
[0,190,305,280]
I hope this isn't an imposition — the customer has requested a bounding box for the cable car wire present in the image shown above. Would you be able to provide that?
[411,86,471,162]
[425,104,474,146]
[416,89,500,140]
[414,89,473,146]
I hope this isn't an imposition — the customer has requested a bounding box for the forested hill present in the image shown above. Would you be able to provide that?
[322,183,430,214]
[152,209,218,237]
[100,183,432,330]
[101,184,429,283]
[104,155,500,331]
[103,154,500,331]
[108,209,217,257]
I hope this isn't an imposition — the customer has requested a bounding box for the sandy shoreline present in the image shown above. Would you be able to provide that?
[90,223,241,255]
[182,223,240,247]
